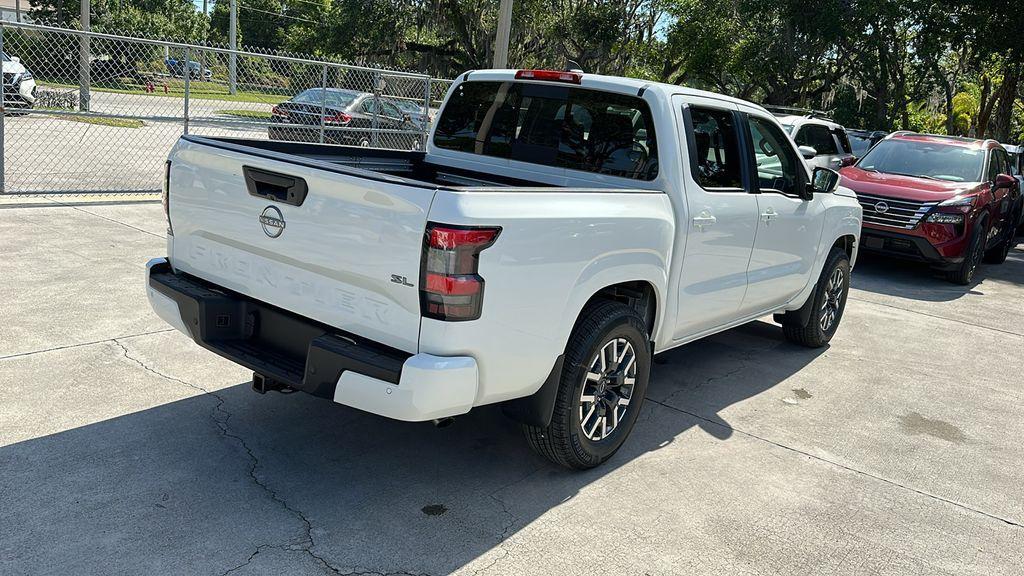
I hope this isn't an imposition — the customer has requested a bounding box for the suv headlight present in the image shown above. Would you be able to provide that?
[926,212,964,224]
[20,71,32,81]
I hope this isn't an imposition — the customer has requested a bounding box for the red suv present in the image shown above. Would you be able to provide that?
[839,133,1021,284]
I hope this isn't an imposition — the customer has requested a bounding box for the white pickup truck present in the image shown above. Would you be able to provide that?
[148,69,862,469]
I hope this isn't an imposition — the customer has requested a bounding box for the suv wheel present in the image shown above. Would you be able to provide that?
[983,223,1014,265]
[524,301,651,470]
[946,221,987,285]
[782,246,851,348]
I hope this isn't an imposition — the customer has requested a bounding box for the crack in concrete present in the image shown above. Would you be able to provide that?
[659,347,757,407]
[112,339,364,576]
[0,329,174,361]
[645,396,1023,530]
[467,468,544,576]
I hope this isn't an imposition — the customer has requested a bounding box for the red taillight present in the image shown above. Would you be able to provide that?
[420,223,500,321]
[326,111,352,124]
[514,69,582,84]
[271,105,287,117]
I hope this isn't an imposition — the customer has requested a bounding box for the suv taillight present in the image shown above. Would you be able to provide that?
[162,160,173,236]
[420,223,500,321]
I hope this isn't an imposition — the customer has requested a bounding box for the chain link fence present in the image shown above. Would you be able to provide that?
[0,21,453,195]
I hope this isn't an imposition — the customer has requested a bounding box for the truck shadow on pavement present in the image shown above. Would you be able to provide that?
[0,321,825,575]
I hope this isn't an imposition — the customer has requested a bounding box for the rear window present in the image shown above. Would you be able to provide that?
[433,81,658,180]
[293,89,358,109]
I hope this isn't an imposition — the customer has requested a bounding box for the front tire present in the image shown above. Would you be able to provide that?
[524,301,651,470]
[782,246,851,348]
[946,221,987,285]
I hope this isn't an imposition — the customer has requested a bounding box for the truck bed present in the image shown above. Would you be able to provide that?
[188,136,558,190]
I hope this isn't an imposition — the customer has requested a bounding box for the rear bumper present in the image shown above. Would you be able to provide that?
[145,258,478,421]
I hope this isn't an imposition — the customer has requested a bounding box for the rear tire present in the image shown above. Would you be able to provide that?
[524,301,651,470]
[782,246,850,348]
[983,223,1013,264]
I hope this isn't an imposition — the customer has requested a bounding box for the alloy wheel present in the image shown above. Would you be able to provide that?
[578,337,637,441]
[819,266,845,332]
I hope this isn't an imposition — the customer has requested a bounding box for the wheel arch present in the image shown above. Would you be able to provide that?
[502,277,661,428]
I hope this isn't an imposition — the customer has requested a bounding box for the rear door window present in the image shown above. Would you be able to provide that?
[686,106,744,190]
[795,124,838,155]
[434,81,658,180]
[834,129,852,154]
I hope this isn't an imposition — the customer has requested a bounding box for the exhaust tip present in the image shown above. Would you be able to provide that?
[432,417,454,428]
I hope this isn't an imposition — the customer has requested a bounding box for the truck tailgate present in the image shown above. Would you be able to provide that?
[167,137,436,353]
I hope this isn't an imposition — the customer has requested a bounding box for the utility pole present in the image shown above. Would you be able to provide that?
[14,0,21,23]
[228,0,237,95]
[79,0,91,112]
[493,0,513,69]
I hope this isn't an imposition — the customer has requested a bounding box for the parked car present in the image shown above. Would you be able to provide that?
[164,58,212,80]
[847,129,888,158]
[2,51,37,111]
[767,106,857,170]
[387,97,432,127]
[268,88,423,150]
[149,69,861,469]
[840,132,1021,284]
[1003,143,1024,234]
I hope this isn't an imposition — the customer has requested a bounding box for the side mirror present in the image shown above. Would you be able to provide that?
[994,173,1015,189]
[11,56,20,63]
[806,166,840,198]
[797,145,817,160]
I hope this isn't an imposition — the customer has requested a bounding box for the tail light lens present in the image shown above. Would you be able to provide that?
[420,223,501,321]
[326,111,352,124]
[271,105,287,118]
[162,160,173,236]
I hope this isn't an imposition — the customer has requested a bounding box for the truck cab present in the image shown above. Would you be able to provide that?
[149,69,861,469]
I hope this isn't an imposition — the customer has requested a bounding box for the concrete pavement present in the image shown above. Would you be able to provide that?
[1,198,1022,575]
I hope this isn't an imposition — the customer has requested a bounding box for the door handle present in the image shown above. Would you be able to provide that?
[692,212,717,230]
[760,207,778,223]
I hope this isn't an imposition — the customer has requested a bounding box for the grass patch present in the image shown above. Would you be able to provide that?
[40,81,290,104]
[216,109,272,119]
[61,115,145,128]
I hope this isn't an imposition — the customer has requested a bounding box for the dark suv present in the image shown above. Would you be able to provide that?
[839,132,1021,284]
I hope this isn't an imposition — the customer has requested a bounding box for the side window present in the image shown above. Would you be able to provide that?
[835,129,852,154]
[746,115,803,196]
[987,151,1001,181]
[796,124,838,155]
[687,106,743,190]
[361,99,377,114]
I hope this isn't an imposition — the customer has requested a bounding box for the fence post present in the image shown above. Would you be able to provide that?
[228,0,237,95]
[371,71,381,147]
[0,24,5,193]
[422,78,432,150]
[320,65,327,144]
[79,0,91,112]
[183,47,191,135]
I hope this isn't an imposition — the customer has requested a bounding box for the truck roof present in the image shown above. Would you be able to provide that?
[462,69,773,117]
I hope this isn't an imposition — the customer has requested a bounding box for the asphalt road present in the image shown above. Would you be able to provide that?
[1,198,1022,575]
